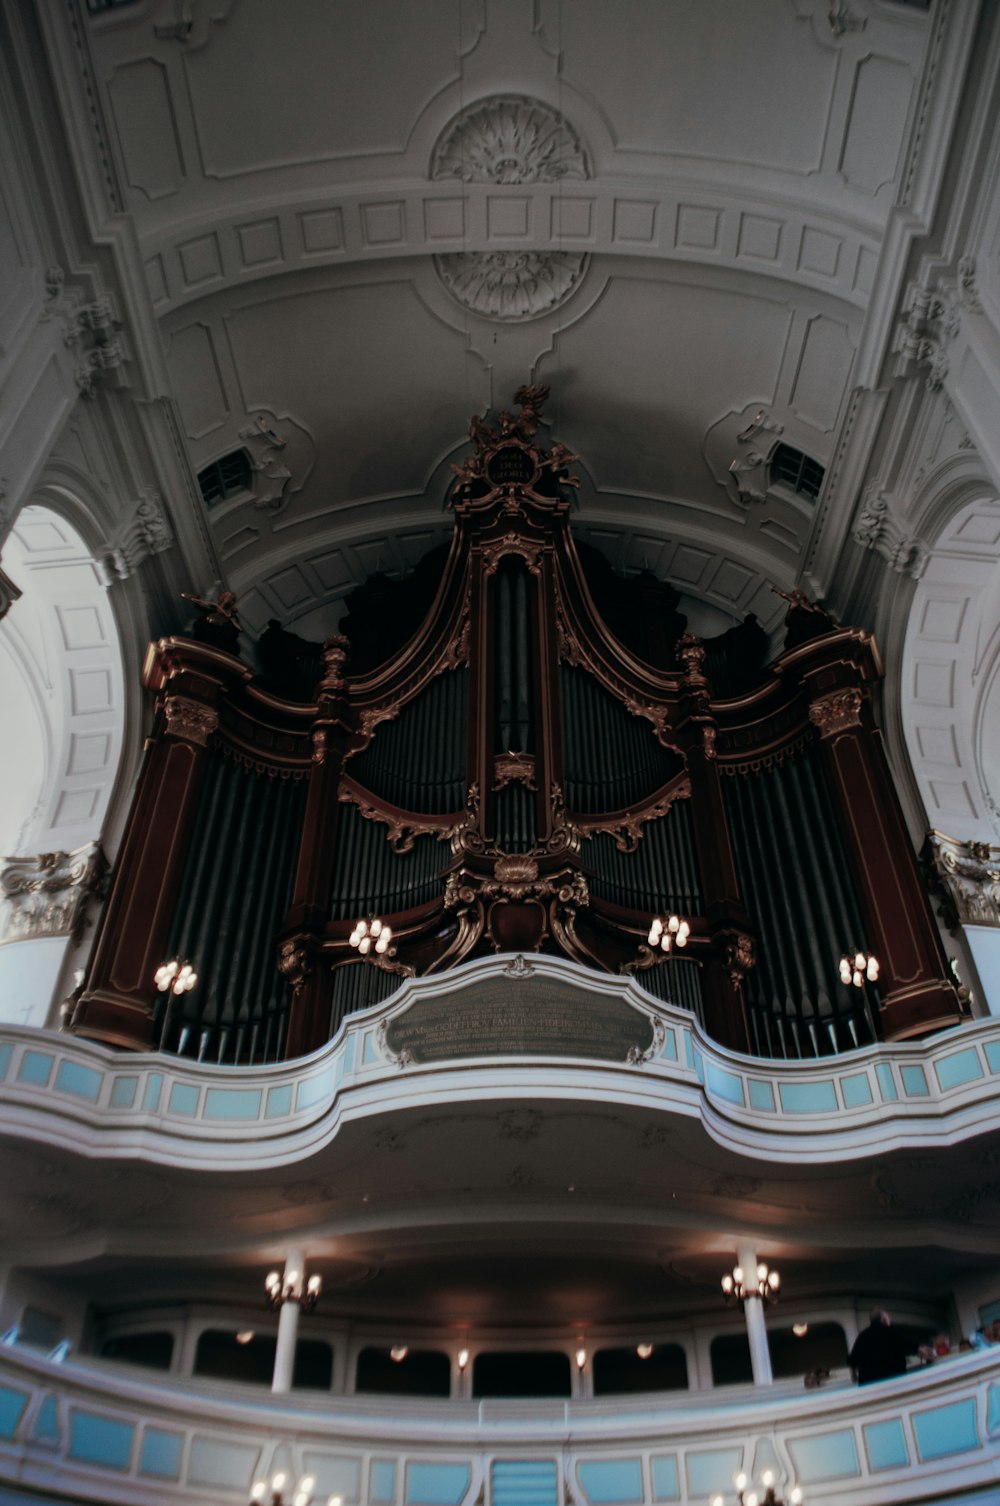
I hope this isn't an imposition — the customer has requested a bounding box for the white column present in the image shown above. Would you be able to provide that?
[271,1250,304,1393]
[738,1243,773,1385]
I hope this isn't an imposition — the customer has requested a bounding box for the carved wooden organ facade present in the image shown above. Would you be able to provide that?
[71,392,963,1063]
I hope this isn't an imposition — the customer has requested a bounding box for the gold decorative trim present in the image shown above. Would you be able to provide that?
[807,687,864,738]
[163,694,218,746]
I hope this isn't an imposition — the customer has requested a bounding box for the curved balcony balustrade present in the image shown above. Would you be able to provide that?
[0,956,998,1177]
[0,1342,997,1506]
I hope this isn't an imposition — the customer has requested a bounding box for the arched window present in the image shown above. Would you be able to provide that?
[197,450,253,505]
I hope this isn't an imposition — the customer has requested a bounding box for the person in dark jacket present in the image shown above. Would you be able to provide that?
[848,1309,910,1384]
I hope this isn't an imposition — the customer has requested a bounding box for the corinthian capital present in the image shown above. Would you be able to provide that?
[808,688,864,738]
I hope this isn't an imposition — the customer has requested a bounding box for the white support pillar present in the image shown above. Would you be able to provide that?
[738,1243,773,1386]
[271,1249,304,1394]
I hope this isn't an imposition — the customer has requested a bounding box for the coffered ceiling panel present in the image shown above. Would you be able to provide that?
[181,0,467,177]
[547,0,837,172]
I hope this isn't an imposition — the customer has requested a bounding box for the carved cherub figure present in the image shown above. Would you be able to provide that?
[181,588,242,650]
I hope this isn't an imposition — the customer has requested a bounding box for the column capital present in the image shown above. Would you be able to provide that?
[163,694,218,746]
[807,686,865,738]
[923,829,1000,930]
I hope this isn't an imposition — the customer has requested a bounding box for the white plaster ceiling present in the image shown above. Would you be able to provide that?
[83,0,937,638]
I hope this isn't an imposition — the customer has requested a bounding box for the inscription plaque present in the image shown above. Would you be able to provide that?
[487,445,538,487]
[382,976,654,1064]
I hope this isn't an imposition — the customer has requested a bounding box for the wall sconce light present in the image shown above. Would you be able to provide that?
[636,1343,653,1359]
[457,1348,469,1371]
[839,950,878,987]
[264,1268,322,1313]
[647,915,689,952]
[390,1345,409,1362]
[721,1263,780,1305]
[350,917,392,956]
[154,959,197,994]
[575,1346,587,1370]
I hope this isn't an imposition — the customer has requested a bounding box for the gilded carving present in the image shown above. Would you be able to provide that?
[163,695,218,746]
[676,633,708,682]
[358,702,401,740]
[494,751,537,790]
[278,937,311,995]
[317,634,349,697]
[311,729,328,765]
[546,784,582,855]
[577,785,690,853]
[725,933,756,985]
[923,830,1000,930]
[481,532,544,575]
[339,783,449,855]
[807,688,864,738]
[0,842,107,945]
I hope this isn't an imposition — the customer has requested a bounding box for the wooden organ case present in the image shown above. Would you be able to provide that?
[71,388,963,1063]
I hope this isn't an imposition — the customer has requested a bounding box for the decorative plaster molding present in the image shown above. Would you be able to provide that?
[0,843,107,945]
[435,250,589,322]
[237,410,315,515]
[429,96,590,321]
[153,0,236,47]
[59,291,130,398]
[431,95,589,185]
[851,481,926,576]
[100,487,174,580]
[893,279,964,394]
[957,256,981,313]
[923,830,1000,930]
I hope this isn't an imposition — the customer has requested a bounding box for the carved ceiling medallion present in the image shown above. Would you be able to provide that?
[435,250,589,322]
[431,95,589,185]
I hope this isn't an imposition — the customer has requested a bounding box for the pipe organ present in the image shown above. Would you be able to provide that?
[71,388,962,1062]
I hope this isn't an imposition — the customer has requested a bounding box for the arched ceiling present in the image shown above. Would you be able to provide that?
[83,0,937,639]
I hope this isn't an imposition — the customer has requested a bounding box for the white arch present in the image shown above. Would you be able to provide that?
[0,504,126,1027]
[901,493,1000,845]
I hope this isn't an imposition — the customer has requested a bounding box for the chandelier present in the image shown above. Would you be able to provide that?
[839,950,878,987]
[711,1470,802,1506]
[250,1473,344,1506]
[153,959,197,994]
[264,1266,322,1313]
[349,917,393,956]
[647,914,689,952]
[721,1262,780,1305]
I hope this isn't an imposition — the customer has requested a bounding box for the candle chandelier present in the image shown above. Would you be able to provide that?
[250,1473,343,1506]
[264,1267,322,1313]
[721,1262,780,1305]
[839,950,879,987]
[647,914,690,952]
[349,917,393,956]
[153,958,197,995]
[711,1469,803,1506]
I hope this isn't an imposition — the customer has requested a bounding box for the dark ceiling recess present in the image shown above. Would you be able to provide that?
[196,449,253,506]
[769,443,825,501]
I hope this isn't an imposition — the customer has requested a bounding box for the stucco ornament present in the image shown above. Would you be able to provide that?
[435,250,588,321]
[432,96,590,321]
[431,95,588,184]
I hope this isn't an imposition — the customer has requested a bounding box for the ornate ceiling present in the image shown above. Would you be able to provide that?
[80,0,947,643]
